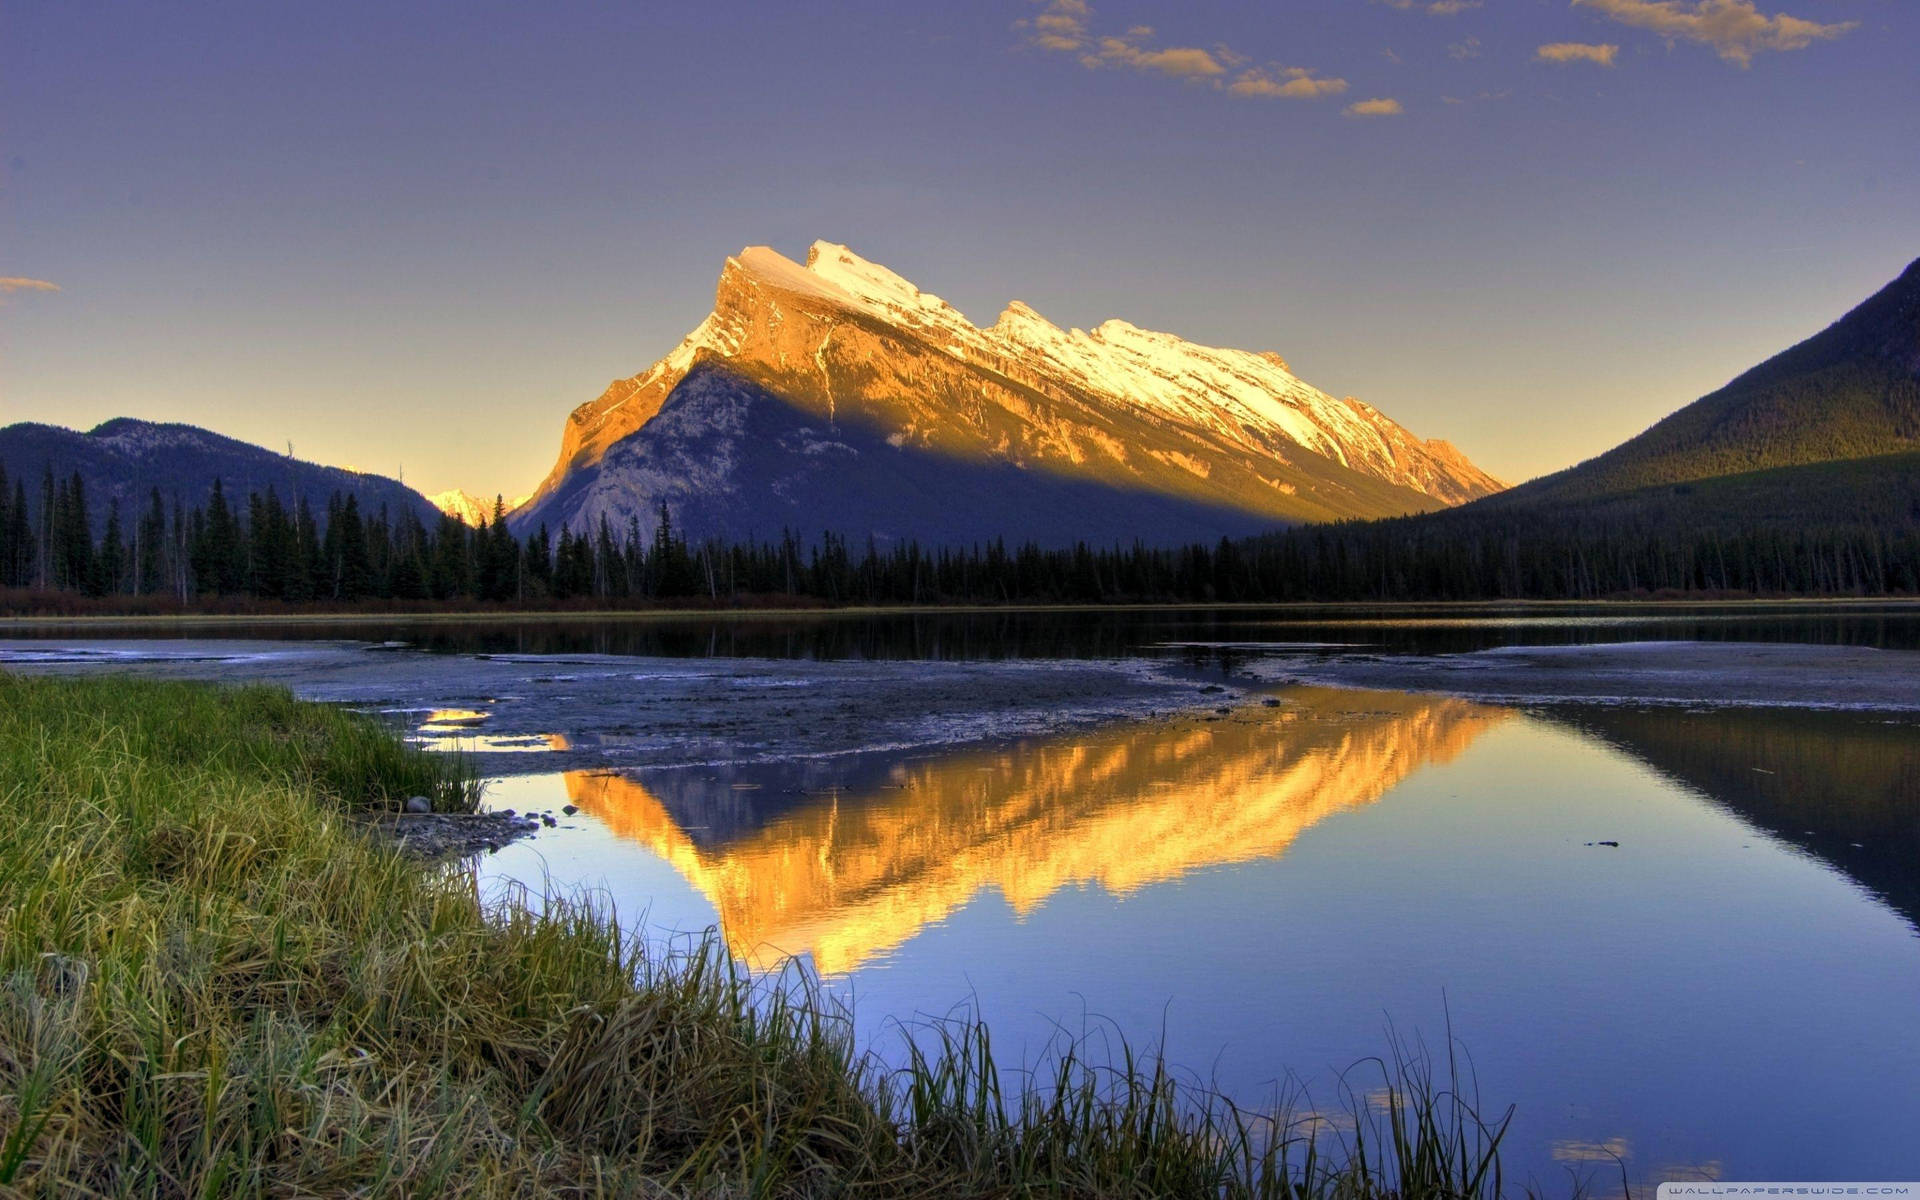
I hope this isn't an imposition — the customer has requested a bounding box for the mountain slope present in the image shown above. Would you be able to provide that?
[0,418,441,530]
[518,363,1302,547]
[515,242,1501,544]
[1493,256,1920,506]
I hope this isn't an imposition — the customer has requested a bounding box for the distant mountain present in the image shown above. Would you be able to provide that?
[0,418,441,530]
[429,488,528,527]
[513,242,1501,545]
[1491,256,1920,507]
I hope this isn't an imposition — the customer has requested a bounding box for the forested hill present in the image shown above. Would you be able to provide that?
[0,418,441,532]
[1489,255,1920,506]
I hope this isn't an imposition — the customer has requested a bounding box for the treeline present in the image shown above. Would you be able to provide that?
[4,458,1919,609]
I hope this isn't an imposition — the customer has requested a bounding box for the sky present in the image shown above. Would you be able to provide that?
[3,0,1915,498]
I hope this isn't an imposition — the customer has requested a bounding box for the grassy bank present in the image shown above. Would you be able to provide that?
[0,674,1518,1198]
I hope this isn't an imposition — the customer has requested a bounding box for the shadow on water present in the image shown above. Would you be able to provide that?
[1547,705,1920,933]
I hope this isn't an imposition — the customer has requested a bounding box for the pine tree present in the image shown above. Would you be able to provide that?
[92,502,126,597]
[0,463,12,589]
[198,479,244,595]
[137,489,167,595]
[334,494,372,600]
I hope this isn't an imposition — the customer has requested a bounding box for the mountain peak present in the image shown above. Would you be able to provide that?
[520,240,1504,531]
[991,300,1064,343]
[726,246,853,307]
[804,241,969,325]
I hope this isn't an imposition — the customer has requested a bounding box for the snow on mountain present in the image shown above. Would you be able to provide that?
[429,489,528,526]
[517,242,1502,542]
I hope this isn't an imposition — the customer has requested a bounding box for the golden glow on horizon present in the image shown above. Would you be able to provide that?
[565,688,1509,976]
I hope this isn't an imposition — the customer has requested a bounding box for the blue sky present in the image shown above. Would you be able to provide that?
[3,0,1915,497]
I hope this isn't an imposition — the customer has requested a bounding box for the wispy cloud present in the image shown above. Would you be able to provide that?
[1017,1,1348,101]
[1345,97,1406,117]
[0,277,59,295]
[1572,0,1856,66]
[1022,0,1090,52]
[1378,0,1484,14]
[1536,41,1621,65]
[1448,36,1483,60]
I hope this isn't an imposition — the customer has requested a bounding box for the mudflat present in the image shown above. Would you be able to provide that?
[0,639,1240,776]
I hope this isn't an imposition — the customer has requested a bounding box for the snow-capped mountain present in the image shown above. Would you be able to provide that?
[516,242,1501,545]
[429,488,528,527]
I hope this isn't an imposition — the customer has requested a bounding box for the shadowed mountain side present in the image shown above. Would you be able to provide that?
[0,418,441,532]
[565,688,1511,975]
[513,363,1325,548]
[1553,706,1920,930]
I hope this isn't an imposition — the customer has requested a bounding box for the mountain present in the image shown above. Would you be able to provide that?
[429,488,529,527]
[513,242,1501,545]
[0,418,441,530]
[1226,257,1920,599]
[1491,255,1920,508]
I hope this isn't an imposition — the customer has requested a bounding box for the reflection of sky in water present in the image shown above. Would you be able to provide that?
[472,691,1920,1188]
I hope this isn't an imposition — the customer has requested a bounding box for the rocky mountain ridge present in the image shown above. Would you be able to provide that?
[514,242,1501,542]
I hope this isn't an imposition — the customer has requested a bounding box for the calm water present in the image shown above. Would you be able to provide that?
[13,599,1920,659]
[15,605,1920,1185]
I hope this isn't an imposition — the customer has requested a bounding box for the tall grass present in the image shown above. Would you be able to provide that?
[0,672,1524,1198]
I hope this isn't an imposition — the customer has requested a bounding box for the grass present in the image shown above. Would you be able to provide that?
[0,672,1526,1198]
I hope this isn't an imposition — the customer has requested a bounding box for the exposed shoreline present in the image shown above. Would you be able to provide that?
[0,638,1245,779]
[1244,640,1920,711]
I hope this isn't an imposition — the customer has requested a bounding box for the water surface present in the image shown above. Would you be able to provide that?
[472,687,1920,1188]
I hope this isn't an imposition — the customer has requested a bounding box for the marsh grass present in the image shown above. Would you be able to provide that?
[0,672,1528,1198]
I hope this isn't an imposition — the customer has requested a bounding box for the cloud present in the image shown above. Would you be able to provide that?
[1088,34,1228,79]
[1572,0,1857,66]
[1019,0,1089,52]
[1448,36,1483,60]
[1536,41,1621,65]
[1378,0,1483,13]
[0,277,59,295]
[1345,97,1406,116]
[1017,1,1349,102]
[1229,66,1349,99]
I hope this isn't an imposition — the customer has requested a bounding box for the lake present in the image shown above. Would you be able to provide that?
[6,602,1918,1189]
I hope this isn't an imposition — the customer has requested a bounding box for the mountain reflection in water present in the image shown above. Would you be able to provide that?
[563,688,1511,975]
[1552,705,1920,932]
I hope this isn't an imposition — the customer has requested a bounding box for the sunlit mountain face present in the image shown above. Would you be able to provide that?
[513,243,1503,547]
[562,688,1510,976]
